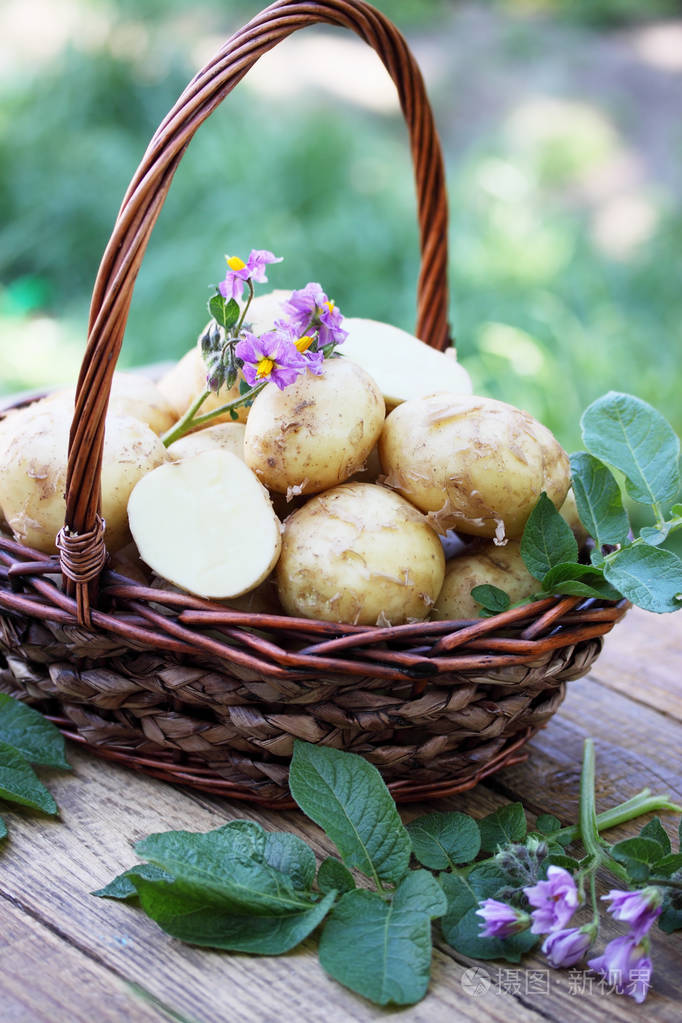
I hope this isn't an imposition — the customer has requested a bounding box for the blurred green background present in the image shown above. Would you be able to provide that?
[1,0,681,458]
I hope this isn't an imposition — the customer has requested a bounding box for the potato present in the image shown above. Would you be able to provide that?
[379,393,570,540]
[0,401,169,553]
[127,450,281,599]
[340,318,472,409]
[156,340,248,426]
[276,482,445,625]
[432,540,539,620]
[167,422,246,462]
[244,358,385,495]
[47,372,176,436]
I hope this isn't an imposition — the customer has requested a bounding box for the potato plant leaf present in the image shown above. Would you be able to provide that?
[478,803,527,853]
[471,584,511,616]
[439,865,537,962]
[603,546,682,614]
[407,812,481,870]
[521,493,578,581]
[0,693,70,769]
[541,562,622,600]
[569,452,630,548]
[289,741,411,886]
[318,872,446,1006]
[317,857,356,896]
[581,391,680,509]
[0,741,58,815]
[131,872,336,954]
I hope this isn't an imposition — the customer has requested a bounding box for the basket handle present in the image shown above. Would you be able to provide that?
[62,0,451,621]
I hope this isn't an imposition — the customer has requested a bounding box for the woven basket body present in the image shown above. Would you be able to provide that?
[0,0,627,807]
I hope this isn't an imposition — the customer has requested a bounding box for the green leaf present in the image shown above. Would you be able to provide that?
[541,562,622,600]
[439,866,536,962]
[208,292,227,326]
[407,812,481,870]
[132,873,336,954]
[239,378,252,396]
[92,863,174,900]
[569,452,630,548]
[535,814,561,835]
[640,524,672,546]
[609,835,666,882]
[135,822,318,914]
[0,694,70,769]
[543,852,581,872]
[478,804,527,853]
[470,585,510,615]
[318,872,446,1006]
[263,832,316,891]
[0,741,57,815]
[317,857,355,896]
[650,852,682,877]
[603,546,682,613]
[0,816,7,841]
[521,493,578,581]
[581,391,680,508]
[658,902,682,934]
[639,818,671,858]
[224,298,240,330]
[289,741,411,886]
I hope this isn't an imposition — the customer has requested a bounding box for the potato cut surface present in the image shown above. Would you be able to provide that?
[128,450,281,598]
[341,318,472,408]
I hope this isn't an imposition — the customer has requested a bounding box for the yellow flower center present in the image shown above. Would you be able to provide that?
[294,335,314,353]
[256,356,275,378]
[324,299,335,313]
[226,255,246,271]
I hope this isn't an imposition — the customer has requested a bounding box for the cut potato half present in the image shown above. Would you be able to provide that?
[340,318,472,408]
[128,450,281,598]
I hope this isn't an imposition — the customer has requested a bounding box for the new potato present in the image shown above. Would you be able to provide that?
[244,358,385,495]
[432,540,539,620]
[157,339,249,426]
[276,482,446,625]
[0,400,169,553]
[379,393,570,540]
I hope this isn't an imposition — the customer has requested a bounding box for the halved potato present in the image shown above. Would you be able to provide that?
[127,450,281,599]
[340,318,472,409]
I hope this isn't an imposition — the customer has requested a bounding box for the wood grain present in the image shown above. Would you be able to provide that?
[0,610,680,1023]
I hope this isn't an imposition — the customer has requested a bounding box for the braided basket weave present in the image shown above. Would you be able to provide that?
[0,0,628,807]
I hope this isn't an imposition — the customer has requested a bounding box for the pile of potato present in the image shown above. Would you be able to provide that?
[0,300,574,625]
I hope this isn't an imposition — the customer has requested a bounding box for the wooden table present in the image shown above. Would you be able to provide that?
[1,606,680,1023]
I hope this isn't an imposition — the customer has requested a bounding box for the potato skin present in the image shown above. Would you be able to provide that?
[0,401,168,553]
[167,422,246,462]
[244,358,385,495]
[432,539,539,620]
[47,372,176,436]
[379,393,570,540]
[276,482,446,625]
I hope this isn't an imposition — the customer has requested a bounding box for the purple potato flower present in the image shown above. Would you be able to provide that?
[278,325,325,375]
[475,898,531,938]
[524,866,580,934]
[601,887,663,942]
[218,249,282,300]
[235,331,307,390]
[542,926,594,968]
[282,282,348,348]
[588,934,652,1003]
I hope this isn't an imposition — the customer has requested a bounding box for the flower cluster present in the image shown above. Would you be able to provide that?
[476,864,665,1002]
[163,248,348,446]
[219,251,346,392]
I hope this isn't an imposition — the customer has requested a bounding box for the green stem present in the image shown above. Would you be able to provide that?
[161,388,211,447]
[236,279,254,334]
[579,739,603,863]
[189,381,268,429]
[554,790,682,845]
[650,878,682,890]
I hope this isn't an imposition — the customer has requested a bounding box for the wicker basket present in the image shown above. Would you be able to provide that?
[0,0,628,807]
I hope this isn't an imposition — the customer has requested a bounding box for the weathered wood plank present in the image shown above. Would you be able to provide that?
[0,897,174,1023]
[586,607,682,721]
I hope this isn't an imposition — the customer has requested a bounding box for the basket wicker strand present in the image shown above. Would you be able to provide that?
[0,0,628,807]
